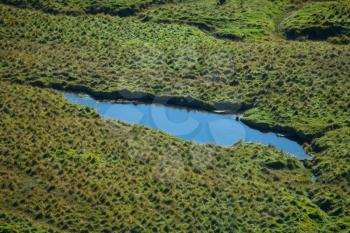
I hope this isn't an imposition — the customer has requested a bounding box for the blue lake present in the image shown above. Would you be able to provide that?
[65,93,310,160]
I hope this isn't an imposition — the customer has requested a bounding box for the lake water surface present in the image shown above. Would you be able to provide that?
[65,93,310,160]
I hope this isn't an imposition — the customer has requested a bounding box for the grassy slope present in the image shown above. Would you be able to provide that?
[2,0,350,41]
[0,1,349,232]
[307,127,350,232]
[140,0,350,41]
[140,0,288,40]
[281,0,350,42]
[0,4,349,139]
[0,0,179,16]
[0,81,322,232]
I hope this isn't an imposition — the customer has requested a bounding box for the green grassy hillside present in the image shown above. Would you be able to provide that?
[0,0,177,16]
[140,0,287,40]
[0,4,349,139]
[281,0,350,43]
[0,0,349,232]
[2,0,350,41]
[0,81,323,232]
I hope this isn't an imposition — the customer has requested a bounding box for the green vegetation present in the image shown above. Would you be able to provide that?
[143,0,350,41]
[0,210,58,233]
[0,0,178,16]
[281,0,350,42]
[0,0,349,232]
[0,82,324,232]
[1,3,349,139]
[307,127,350,232]
[3,0,350,41]
[140,0,287,40]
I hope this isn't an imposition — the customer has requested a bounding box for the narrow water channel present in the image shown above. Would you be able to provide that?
[65,93,310,160]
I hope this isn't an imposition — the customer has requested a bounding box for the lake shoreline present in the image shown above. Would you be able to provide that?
[20,79,313,154]
[64,91,311,159]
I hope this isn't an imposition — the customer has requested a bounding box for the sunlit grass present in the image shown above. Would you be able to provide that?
[0,1,349,232]
[0,82,326,232]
